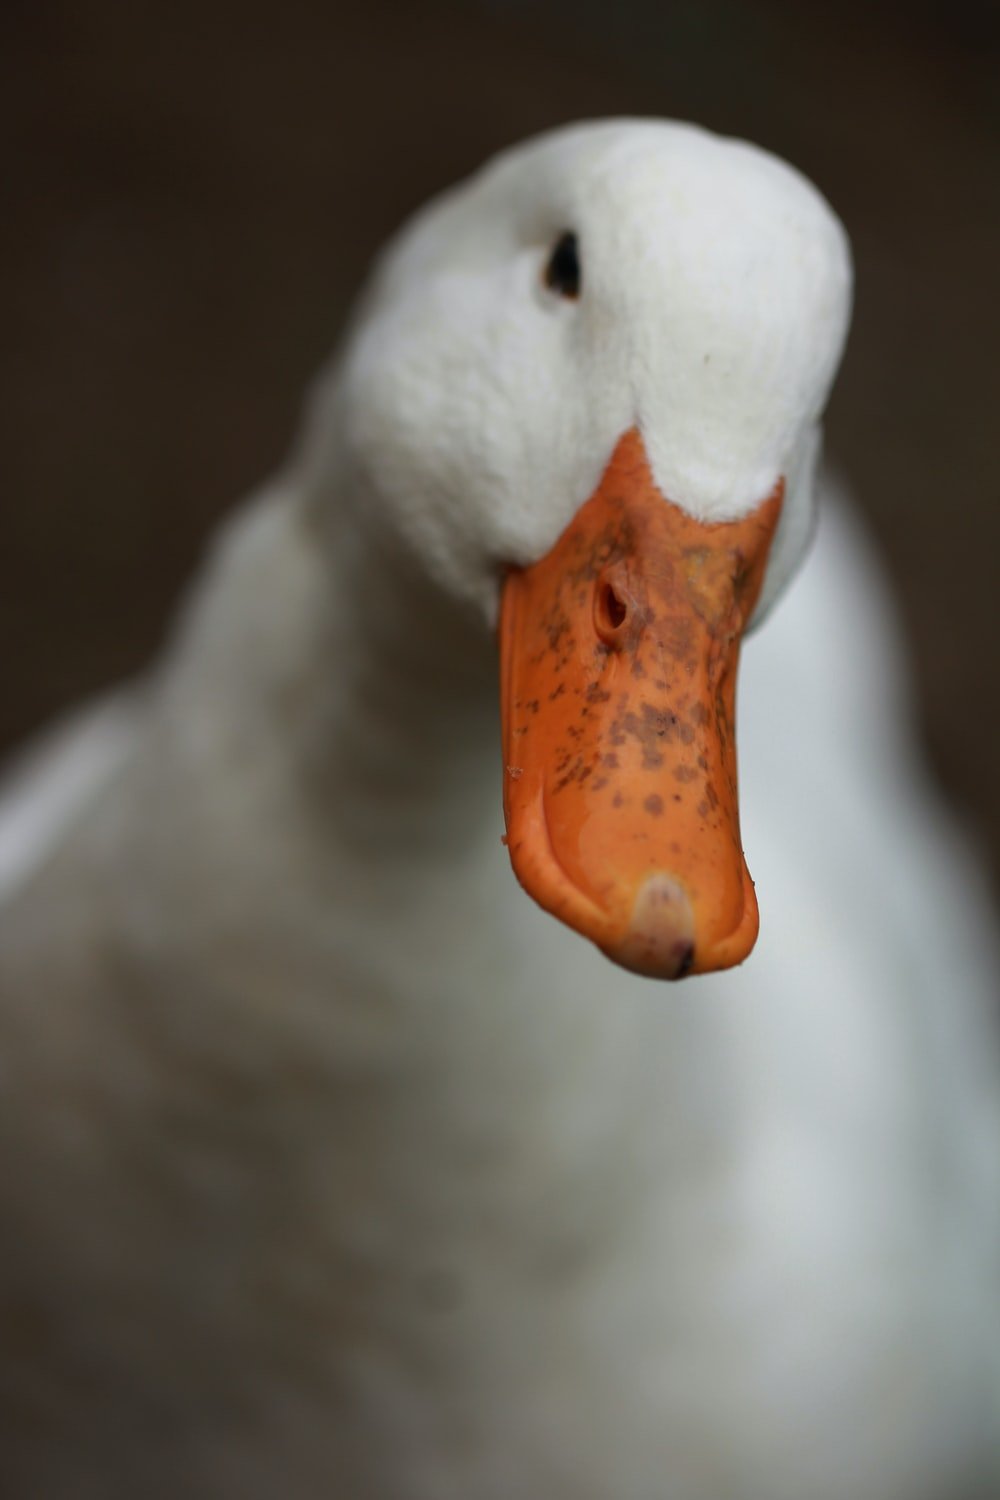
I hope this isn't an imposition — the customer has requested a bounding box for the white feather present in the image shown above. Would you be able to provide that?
[0,693,138,901]
[0,121,996,1499]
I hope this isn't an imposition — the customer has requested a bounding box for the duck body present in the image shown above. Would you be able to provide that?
[0,121,998,1498]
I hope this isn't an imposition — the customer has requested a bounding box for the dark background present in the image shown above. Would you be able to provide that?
[3,0,999,888]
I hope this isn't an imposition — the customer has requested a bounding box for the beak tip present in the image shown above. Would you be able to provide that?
[600,871,759,981]
[606,873,697,981]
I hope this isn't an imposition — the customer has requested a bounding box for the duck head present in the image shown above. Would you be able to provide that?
[307,120,852,979]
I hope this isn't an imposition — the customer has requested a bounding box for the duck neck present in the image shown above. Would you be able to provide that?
[297,485,501,858]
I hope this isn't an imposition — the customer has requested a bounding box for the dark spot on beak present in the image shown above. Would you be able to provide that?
[675,943,695,979]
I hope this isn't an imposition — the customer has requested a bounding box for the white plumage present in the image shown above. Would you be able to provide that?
[0,120,997,1499]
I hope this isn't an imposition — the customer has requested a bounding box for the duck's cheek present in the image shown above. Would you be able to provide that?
[499,428,783,981]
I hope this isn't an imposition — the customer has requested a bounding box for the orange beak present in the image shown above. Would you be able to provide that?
[499,428,782,980]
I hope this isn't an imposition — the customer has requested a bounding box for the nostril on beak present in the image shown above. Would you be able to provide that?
[600,581,628,629]
[594,567,641,647]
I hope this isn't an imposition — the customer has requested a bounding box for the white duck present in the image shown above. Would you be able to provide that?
[0,119,998,1500]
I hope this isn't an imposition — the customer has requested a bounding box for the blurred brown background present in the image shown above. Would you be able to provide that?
[2,0,998,887]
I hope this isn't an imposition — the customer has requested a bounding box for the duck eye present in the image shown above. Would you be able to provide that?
[544,231,580,299]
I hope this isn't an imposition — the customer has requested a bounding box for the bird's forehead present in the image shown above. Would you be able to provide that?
[544,132,840,287]
[381,121,847,320]
[502,123,821,222]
